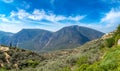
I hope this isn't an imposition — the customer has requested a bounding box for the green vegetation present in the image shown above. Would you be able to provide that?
[106,37,115,47]
[26,60,39,68]
[75,24,120,71]
[77,56,88,66]
[0,47,44,71]
[106,25,120,47]
[0,68,7,71]
[76,46,120,71]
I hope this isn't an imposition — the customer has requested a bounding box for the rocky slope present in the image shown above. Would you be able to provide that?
[0,46,45,71]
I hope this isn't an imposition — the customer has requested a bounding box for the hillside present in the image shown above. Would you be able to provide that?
[1,25,104,51]
[0,25,120,71]
[43,25,104,50]
[7,29,53,49]
[20,25,120,71]
[38,25,120,71]
[0,46,45,71]
[0,35,106,71]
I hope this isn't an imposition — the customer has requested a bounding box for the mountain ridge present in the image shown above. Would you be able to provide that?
[0,25,104,51]
[43,25,104,51]
[0,25,119,71]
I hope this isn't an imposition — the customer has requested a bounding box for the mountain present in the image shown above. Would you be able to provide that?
[43,25,104,50]
[0,31,14,45]
[0,25,104,51]
[8,29,53,50]
[19,30,53,50]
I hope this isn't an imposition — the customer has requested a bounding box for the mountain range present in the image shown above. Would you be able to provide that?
[0,25,120,71]
[0,25,104,51]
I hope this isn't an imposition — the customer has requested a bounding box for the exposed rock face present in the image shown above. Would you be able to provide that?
[118,39,120,45]
[101,32,114,40]
[4,52,10,63]
[0,63,4,67]
[0,47,9,52]
[0,47,10,64]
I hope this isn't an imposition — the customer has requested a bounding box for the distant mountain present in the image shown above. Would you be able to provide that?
[0,31,14,45]
[43,25,104,50]
[8,29,52,50]
[18,29,53,50]
[0,25,104,51]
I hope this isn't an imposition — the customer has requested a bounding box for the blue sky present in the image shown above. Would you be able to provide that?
[0,0,120,33]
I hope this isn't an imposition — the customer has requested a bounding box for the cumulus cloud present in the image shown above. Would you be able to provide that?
[10,9,29,19]
[10,9,85,22]
[101,8,120,24]
[100,8,120,32]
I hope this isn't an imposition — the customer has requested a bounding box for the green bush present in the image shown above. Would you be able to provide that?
[0,68,7,71]
[77,56,88,66]
[76,64,89,71]
[106,37,115,47]
[26,60,39,68]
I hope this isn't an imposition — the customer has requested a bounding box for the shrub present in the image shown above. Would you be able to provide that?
[106,37,115,47]
[61,66,71,71]
[26,60,39,68]
[0,68,7,71]
[76,64,89,71]
[77,56,88,66]
[66,56,78,66]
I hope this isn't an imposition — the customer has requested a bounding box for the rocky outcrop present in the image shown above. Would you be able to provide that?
[0,47,9,52]
[0,46,10,64]
[101,32,114,40]
[4,52,10,63]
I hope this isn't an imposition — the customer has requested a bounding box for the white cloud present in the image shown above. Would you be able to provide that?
[101,8,120,24]
[0,23,22,33]
[0,14,9,22]
[100,8,120,33]
[10,10,29,19]
[11,9,85,22]
[68,16,85,21]
[2,0,13,3]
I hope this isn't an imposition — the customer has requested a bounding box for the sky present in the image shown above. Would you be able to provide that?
[0,0,120,33]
